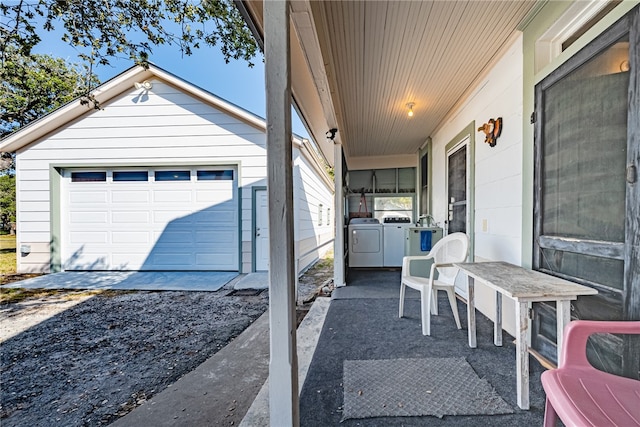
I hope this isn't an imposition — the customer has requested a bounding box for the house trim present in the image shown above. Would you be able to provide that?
[521,0,636,269]
[418,138,433,218]
[251,185,267,272]
[50,166,62,272]
[534,0,615,74]
[0,64,267,152]
[47,160,243,272]
[444,121,475,262]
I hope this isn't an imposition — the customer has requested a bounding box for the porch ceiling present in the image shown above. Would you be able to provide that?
[241,0,538,168]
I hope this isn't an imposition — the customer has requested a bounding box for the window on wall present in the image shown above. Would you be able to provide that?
[155,171,190,181]
[373,196,413,222]
[326,208,331,226]
[197,170,234,181]
[318,204,323,226]
[420,152,429,215]
[71,171,106,182]
[113,171,148,182]
[535,0,623,73]
[561,1,622,51]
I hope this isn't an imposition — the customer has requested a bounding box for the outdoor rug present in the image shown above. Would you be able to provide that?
[342,357,513,420]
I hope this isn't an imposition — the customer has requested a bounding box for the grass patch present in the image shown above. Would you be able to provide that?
[0,234,17,274]
[0,288,65,304]
[0,288,107,305]
[312,249,334,270]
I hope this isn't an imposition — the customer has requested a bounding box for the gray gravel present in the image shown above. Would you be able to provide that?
[0,289,268,427]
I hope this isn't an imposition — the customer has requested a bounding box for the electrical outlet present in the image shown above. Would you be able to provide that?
[482,219,489,232]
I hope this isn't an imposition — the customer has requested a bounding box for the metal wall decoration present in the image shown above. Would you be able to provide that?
[477,117,502,147]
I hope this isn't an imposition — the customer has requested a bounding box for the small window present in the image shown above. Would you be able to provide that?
[373,196,413,223]
[113,171,148,182]
[318,204,323,226]
[155,170,190,181]
[326,207,331,226]
[71,171,106,182]
[197,170,234,181]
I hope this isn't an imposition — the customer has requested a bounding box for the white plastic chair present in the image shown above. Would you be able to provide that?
[399,232,469,336]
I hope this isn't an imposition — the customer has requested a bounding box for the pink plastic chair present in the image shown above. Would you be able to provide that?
[541,320,640,427]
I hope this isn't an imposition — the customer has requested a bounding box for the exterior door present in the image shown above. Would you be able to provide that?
[255,189,269,271]
[532,7,639,377]
[447,142,467,234]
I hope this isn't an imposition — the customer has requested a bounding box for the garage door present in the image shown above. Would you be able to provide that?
[62,168,238,271]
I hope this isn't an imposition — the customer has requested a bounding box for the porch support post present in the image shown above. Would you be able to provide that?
[334,143,345,287]
[264,1,299,425]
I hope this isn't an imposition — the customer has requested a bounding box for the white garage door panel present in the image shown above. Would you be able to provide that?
[194,209,235,223]
[196,189,233,202]
[112,211,150,223]
[152,253,193,265]
[70,212,108,223]
[196,230,235,243]
[112,192,150,203]
[196,254,234,267]
[70,232,108,243]
[112,231,150,244]
[70,191,108,203]
[63,168,238,271]
[153,210,195,223]
[155,230,194,244]
[154,190,192,203]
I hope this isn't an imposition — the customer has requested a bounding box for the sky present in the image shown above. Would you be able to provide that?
[31,21,311,139]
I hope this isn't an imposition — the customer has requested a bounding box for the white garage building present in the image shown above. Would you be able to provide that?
[1,64,334,274]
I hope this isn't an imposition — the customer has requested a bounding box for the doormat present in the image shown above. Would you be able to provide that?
[342,357,513,420]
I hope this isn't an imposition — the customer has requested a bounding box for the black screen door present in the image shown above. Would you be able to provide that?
[448,144,467,234]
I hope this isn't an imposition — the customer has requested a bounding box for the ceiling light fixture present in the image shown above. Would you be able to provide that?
[134,80,153,90]
[406,102,415,117]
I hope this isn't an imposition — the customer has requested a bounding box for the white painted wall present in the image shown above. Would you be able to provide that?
[294,145,335,272]
[15,78,333,274]
[429,35,524,337]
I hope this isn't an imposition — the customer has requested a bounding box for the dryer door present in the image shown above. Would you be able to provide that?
[349,226,383,267]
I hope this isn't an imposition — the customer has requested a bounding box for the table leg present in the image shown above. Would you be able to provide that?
[556,300,571,362]
[515,301,530,410]
[494,291,503,346]
[467,276,476,348]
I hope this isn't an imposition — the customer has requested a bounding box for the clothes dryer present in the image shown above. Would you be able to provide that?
[348,218,383,267]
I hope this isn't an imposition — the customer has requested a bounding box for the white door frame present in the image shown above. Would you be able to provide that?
[444,122,476,296]
[446,136,470,235]
[253,187,269,271]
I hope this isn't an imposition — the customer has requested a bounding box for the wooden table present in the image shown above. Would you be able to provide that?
[453,261,598,410]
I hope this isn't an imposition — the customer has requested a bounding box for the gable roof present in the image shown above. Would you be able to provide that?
[0,63,286,152]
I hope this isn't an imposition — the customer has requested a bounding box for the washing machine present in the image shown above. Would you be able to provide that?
[382,216,412,267]
[348,218,383,267]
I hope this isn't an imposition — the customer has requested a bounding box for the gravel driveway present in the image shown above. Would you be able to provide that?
[0,288,268,426]
[0,254,333,427]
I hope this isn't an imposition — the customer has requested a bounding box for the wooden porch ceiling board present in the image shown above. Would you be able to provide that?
[308,0,537,163]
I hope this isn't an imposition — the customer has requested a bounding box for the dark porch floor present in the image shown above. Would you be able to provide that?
[299,269,546,426]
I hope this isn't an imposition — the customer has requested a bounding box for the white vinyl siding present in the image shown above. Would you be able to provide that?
[16,80,262,273]
[294,147,334,271]
[430,35,524,337]
[14,77,334,274]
